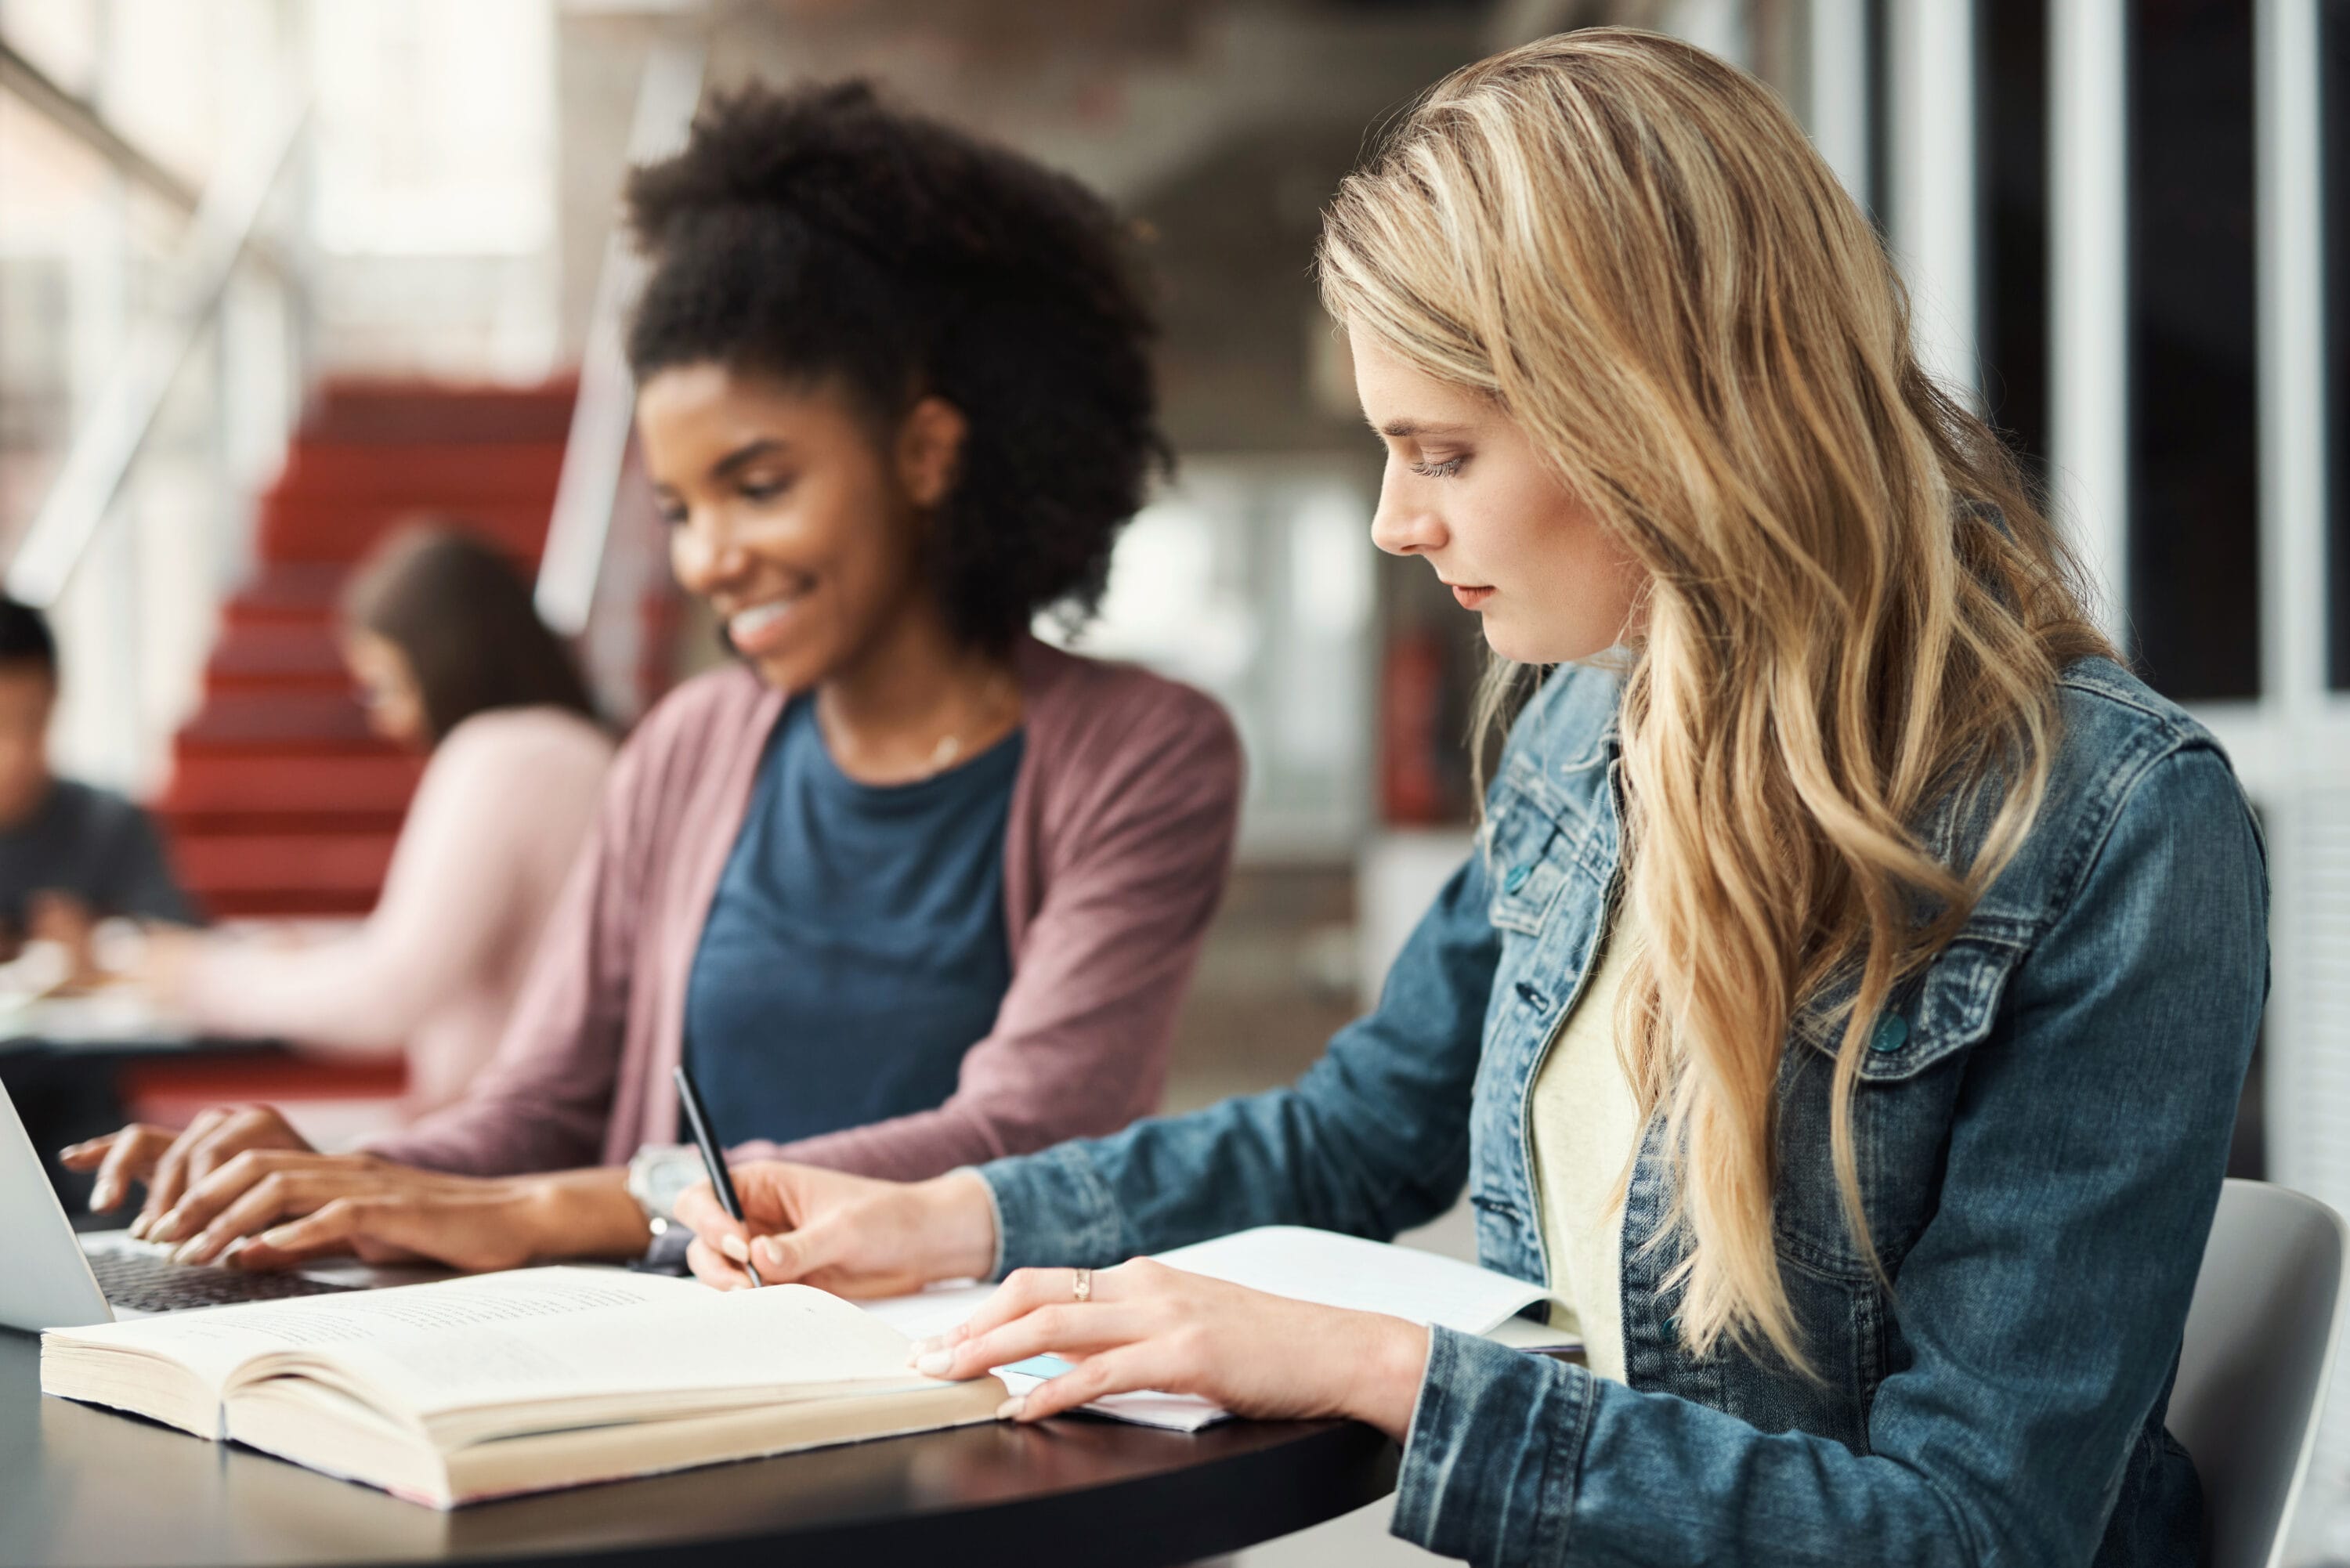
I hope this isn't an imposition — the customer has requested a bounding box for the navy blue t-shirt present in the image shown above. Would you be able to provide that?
[681,698,1024,1150]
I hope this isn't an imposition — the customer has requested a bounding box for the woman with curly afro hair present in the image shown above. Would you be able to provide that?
[81,82,1244,1274]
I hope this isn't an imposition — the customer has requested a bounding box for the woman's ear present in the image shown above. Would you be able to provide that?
[895,396,969,509]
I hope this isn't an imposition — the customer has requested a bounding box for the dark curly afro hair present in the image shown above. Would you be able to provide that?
[624,81,1167,653]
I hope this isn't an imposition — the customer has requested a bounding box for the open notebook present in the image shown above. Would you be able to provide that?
[863,1226,1579,1432]
[39,1268,1000,1508]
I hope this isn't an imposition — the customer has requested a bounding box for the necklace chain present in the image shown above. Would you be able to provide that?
[919,670,1014,778]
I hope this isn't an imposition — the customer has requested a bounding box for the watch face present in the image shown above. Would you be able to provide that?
[629,1146,707,1224]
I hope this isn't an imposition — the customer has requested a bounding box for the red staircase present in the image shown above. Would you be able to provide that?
[155,379,577,919]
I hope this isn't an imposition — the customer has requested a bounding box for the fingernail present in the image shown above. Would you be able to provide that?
[90,1183,116,1211]
[172,1237,208,1266]
[995,1396,1027,1421]
[909,1335,939,1358]
[916,1349,956,1377]
[719,1234,748,1263]
[755,1237,786,1268]
[148,1214,183,1245]
[127,1215,149,1241]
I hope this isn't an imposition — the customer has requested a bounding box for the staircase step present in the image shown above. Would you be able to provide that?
[256,496,550,566]
[211,622,345,674]
[205,670,350,698]
[219,563,345,626]
[206,623,348,685]
[303,379,577,446]
[178,691,376,748]
[165,811,410,839]
[160,752,422,816]
[173,833,399,895]
[273,442,566,501]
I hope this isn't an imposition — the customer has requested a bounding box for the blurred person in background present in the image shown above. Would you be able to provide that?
[0,594,196,977]
[115,524,614,1144]
[64,81,1242,1270]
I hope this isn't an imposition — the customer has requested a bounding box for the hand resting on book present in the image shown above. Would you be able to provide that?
[906,1260,1430,1439]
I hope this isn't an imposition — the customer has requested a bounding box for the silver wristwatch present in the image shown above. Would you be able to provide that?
[624,1143,708,1236]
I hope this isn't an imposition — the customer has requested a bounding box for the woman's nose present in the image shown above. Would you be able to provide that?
[1370,484,1446,558]
[671,512,749,596]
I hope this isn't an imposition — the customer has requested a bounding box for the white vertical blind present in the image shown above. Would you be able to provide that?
[2253,0,2348,1545]
[2048,0,2131,639]
[2257,0,2333,1186]
[1885,0,1980,403]
[1806,0,1871,207]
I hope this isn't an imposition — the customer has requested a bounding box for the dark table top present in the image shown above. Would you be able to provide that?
[0,1027,263,1064]
[0,1327,1400,1568]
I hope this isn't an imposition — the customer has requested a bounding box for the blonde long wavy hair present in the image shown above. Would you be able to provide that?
[1319,29,2111,1370]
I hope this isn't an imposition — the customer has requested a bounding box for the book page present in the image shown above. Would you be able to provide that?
[1154,1227,1565,1335]
[47,1267,702,1393]
[266,1281,938,1424]
[853,1227,1576,1436]
[858,1281,996,1342]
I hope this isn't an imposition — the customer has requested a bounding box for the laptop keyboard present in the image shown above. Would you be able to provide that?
[85,1248,360,1313]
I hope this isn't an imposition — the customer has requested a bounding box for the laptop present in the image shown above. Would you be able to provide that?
[0,1080,385,1331]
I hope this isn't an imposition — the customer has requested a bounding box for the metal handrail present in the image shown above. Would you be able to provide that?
[535,38,705,637]
[0,39,295,280]
[5,97,310,609]
[0,38,200,215]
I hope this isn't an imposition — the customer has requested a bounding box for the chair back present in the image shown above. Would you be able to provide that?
[2171,1179,2349,1568]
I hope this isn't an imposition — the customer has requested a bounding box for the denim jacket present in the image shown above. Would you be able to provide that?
[978,657,2268,1567]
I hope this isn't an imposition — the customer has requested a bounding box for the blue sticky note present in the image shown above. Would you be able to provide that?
[999,1354,1077,1380]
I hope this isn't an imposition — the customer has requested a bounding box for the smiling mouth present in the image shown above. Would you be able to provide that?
[725,587,812,652]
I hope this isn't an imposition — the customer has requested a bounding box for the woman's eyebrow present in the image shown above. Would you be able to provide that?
[710,437,789,479]
[1375,418,1470,439]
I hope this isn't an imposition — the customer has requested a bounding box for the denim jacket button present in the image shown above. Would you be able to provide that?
[1502,864,1532,894]
[1871,1013,1910,1053]
[1665,1314,1681,1336]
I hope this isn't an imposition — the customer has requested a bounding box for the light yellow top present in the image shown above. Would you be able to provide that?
[1527,897,1646,1382]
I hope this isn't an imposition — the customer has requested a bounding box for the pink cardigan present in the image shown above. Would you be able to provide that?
[180,707,615,1119]
[363,638,1242,1180]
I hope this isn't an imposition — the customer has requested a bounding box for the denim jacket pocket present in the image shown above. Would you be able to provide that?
[1483,770,1577,936]
[1853,933,2027,1083]
[1775,931,2026,1280]
[1788,929,2027,1083]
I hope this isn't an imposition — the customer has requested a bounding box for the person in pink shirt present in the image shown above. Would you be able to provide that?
[64,80,1243,1273]
[140,524,616,1122]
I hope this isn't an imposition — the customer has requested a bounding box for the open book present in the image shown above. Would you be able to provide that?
[864,1225,1578,1432]
[40,1267,1001,1508]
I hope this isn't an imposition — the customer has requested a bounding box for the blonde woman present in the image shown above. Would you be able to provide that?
[677,32,2264,1566]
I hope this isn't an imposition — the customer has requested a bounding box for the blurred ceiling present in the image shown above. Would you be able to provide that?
[572,0,1749,451]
